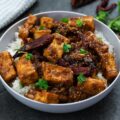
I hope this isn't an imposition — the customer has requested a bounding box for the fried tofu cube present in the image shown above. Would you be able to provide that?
[25,14,37,26]
[78,77,106,96]
[0,51,16,82]
[26,89,59,104]
[16,54,38,85]
[42,62,73,85]
[81,16,95,32]
[34,29,51,39]
[40,17,54,29]
[35,91,59,104]
[19,14,37,40]
[68,16,95,32]
[85,31,108,56]
[43,33,70,62]
[101,53,118,81]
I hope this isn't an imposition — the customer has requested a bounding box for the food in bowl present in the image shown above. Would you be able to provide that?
[0,14,118,104]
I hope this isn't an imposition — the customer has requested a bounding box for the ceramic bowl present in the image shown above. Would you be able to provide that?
[0,11,120,113]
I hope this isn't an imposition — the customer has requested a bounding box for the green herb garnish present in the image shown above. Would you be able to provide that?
[61,18,69,23]
[80,48,88,55]
[76,19,83,27]
[63,43,72,53]
[96,10,108,23]
[25,53,33,60]
[118,0,120,14]
[108,16,120,33]
[56,30,60,34]
[39,26,45,30]
[77,73,86,84]
[35,79,49,90]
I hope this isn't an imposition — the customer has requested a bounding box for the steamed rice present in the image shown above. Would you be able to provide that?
[7,31,113,95]
[12,78,34,95]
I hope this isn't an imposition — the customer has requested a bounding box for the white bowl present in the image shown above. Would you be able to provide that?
[0,11,120,113]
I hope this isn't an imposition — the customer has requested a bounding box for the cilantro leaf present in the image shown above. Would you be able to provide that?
[39,26,45,30]
[76,19,83,27]
[108,16,120,33]
[61,18,69,23]
[80,48,88,55]
[77,73,86,84]
[96,10,108,23]
[118,0,120,14]
[25,53,33,60]
[35,79,49,90]
[63,43,72,53]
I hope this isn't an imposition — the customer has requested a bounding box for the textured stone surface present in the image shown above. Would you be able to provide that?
[0,0,120,119]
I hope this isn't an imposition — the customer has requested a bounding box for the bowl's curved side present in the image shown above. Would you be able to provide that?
[0,11,120,113]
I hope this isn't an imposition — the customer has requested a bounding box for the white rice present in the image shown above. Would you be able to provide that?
[7,31,113,95]
[97,72,106,80]
[7,32,22,56]
[95,31,113,53]
[12,78,34,95]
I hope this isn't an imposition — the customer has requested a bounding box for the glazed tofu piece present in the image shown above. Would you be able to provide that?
[0,51,16,82]
[34,29,51,39]
[40,17,54,29]
[78,77,106,96]
[25,89,59,104]
[43,33,70,62]
[19,14,37,40]
[16,54,38,85]
[85,31,108,56]
[101,53,118,81]
[42,62,73,85]
[81,16,95,32]
[68,16,95,32]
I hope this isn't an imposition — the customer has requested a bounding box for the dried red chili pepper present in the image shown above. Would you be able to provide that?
[96,0,117,13]
[71,0,96,8]
[100,0,109,8]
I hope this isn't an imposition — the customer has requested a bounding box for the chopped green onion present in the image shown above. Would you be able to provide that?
[76,19,83,27]
[80,48,88,55]
[35,79,49,90]
[63,43,72,53]
[25,53,33,60]
[96,10,108,23]
[77,73,86,84]
[61,18,69,23]
[39,26,45,30]
[56,30,60,34]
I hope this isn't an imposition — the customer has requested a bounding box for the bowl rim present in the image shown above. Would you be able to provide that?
[0,10,120,106]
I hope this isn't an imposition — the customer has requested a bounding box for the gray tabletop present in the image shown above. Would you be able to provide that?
[0,0,120,120]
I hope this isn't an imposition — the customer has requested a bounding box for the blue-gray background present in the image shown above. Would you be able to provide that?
[0,0,119,120]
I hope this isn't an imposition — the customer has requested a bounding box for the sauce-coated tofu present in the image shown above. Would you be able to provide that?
[16,54,38,85]
[19,14,37,40]
[43,33,70,62]
[26,89,59,104]
[34,29,51,39]
[0,51,16,82]
[40,17,54,29]
[78,77,106,96]
[82,16,95,32]
[101,53,118,81]
[85,31,108,56]
[68,16,95,32]
[42,62,73,85]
